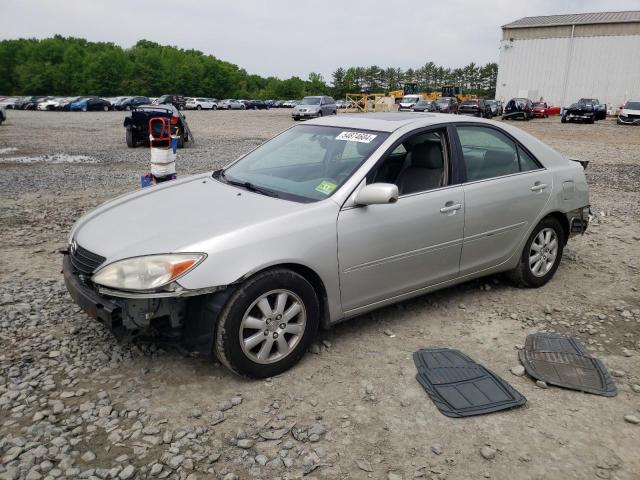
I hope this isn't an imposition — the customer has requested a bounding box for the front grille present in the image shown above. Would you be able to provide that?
[70,244,105,276]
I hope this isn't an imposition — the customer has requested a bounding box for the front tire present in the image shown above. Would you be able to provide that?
[507,217,564,288]
[197,105,202,110]
[214,269,320,378]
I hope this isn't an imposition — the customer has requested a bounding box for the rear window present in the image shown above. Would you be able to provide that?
[461,101,478,106]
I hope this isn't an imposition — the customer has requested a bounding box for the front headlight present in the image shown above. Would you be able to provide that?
[92,253,206,291]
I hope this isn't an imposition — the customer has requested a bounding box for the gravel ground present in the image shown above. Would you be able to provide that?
[1,109,639,480]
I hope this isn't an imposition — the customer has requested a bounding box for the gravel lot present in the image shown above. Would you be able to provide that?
[1,109,639,480]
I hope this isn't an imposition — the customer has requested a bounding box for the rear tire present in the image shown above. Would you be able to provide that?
[126,129,137,148]
[506,217,565,288]
[214,269,320,378]
[197,105,202,110]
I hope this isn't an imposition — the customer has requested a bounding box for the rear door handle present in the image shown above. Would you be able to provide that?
[440,202,463,213]
[530,183,548,192]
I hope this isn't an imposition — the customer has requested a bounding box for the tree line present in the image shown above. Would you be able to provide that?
[0,36,497,100]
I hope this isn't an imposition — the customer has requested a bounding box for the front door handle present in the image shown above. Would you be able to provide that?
[531,183,548,192]
[440,202,463,214]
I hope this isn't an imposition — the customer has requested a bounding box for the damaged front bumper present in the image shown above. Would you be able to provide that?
[62,254,224,353]
[617,115,640,125]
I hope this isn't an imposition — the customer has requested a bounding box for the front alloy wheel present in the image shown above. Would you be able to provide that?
[239,290,306,364]
[214,269,319,377]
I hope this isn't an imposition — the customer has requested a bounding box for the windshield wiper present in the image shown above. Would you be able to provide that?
[216,170,279,198]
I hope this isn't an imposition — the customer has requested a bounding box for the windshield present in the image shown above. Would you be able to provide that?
[301,97,321,105]
[624,101,640,110]
[220,125,388,202]
[401,96,418,103]
[532,102,545,107]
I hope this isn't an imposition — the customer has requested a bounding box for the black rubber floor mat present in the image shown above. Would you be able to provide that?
[519,333,617,397]
[413,348,527,418]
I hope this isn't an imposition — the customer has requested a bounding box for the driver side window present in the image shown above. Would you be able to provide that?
[367,129,448,196]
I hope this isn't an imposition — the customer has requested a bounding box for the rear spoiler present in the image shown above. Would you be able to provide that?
[569,158,589,170]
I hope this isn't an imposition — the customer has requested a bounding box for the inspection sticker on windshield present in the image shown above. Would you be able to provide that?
[335,131,377,143]
[315,180,337,195]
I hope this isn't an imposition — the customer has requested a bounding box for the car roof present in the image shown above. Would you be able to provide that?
[306,112,496,133]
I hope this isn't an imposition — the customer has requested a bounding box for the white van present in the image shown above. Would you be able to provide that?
[398,94,422,111]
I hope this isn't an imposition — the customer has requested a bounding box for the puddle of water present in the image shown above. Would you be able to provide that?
[0,153,99,164]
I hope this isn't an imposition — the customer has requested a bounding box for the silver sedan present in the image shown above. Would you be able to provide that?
[63,113,590,377]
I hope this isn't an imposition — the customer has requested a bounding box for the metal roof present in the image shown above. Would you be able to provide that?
[503,11,640,29]
[305,112,498,133]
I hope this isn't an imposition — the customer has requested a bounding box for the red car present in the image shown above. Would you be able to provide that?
[532,102,561,118]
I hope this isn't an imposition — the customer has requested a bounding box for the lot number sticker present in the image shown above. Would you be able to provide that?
[336,131,377,143]
[315,180,337,195]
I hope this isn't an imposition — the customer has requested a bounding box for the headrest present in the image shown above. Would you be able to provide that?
[488,149,516,167]
[410,142,443,169]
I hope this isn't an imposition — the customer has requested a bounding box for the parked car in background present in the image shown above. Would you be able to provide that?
[617,99,640,125]
[63,113,590,378]
[123,104,193,148]
[15,96,48,110]
[282,100,298,108]
[155,94,186,110]
[60,97,82,111]
[243,100,269,110]
[578,98,606,120]
[398,95,422,111]
[532,102,561,118]
[118,96,151,110]
[70,97,112,112]
[435,97,458,113]
[457,99,492,118]
[109,97,130,109]
[503,98,533,120]
[411,100,437,112]
[37,97,65,111]
[0,97,20,109]
[218,99,246,110]
[185,97,217,110]
[562,102,596,124]
[486,100,503,116]
[271,100,286,108]
[292,96,337,120]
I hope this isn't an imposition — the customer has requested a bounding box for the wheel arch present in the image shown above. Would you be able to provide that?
[244,263,331,329]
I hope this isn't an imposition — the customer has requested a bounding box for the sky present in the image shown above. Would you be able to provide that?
[2,0,640,80]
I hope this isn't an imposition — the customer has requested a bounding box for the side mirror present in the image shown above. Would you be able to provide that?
[354,183,399,206]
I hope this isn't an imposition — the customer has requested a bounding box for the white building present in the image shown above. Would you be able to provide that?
[495,11,640,109]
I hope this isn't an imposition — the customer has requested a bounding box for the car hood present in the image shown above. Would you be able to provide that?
[566,104,592,112]
[294,104,319,110]
[72,173,311,262]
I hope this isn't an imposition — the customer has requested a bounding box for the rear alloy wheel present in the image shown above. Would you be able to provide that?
[214,269,319,378]
[197,105,202,110]
[507,217,564,288]
[103,105,109,112]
